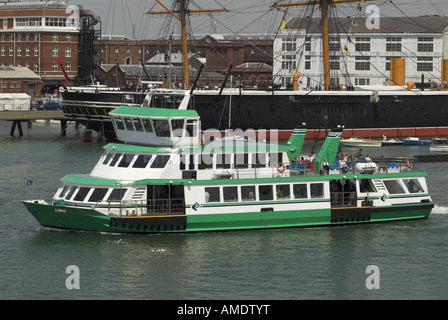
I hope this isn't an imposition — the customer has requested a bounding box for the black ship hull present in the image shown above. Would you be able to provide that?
[61,88,448,141]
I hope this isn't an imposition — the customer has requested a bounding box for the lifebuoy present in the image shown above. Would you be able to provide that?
[277,163,286,173]
[405,159,413,168]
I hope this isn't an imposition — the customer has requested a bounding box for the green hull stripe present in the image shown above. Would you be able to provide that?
[23,200,433,234]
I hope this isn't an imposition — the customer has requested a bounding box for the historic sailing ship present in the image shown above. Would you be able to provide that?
[60,0,448,140]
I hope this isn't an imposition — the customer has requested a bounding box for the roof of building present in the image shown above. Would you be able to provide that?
[0,66,40,79]
[286,15,448,34]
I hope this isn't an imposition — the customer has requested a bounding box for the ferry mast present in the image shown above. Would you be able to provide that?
[271,0,376,91]
[146,1,229,89]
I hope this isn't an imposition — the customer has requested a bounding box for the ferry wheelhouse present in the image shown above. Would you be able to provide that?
[22,105,434,233]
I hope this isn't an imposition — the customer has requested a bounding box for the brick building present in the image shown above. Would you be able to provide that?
[0,66,41,94]
[94,33,274,89]
[0,1,100,95]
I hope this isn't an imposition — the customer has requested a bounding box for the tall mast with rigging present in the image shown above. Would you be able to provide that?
[271,0,376,91]
[146,1,229,89]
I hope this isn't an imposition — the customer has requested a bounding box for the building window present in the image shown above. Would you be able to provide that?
[282,38,296,51]
[65,62,71,72]
[305,36,311,51]
[417,57,433,71]
[34,34,39,42]
[34,62,39,72]
[52,47,58,57]
[34,47,38,57]
[355,37,370,52]
[417,37,433,52]
[65,34,71,42]
[26,33,30,42]
[115,47,119,53]
[9,34,13,42]
[385,56,400,71]
[305,56,311,70]
[65,47,71,57]
[52,34,58,42]
[329,56,340,70]
[355,78,370,85]
[1,47,4,56]
[17,61,21,67]
[17,34,22,42]
[355,56,370,71]
[25,47,30,57]
[3,19,7,29]
[15,17,42,27]
[17,47,22,56]
[1,34,4,42]
[25,62,30,68]
[329,36,340,52]
[52,62,58,71]
[282,55,296,71]
[9,47,13,56]
[45,17,67,27]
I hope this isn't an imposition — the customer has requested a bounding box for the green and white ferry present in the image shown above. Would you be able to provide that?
[22,105,434,233]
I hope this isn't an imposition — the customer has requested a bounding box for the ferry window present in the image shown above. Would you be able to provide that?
[205,187,220,203]
[141,118,153,133]
[152,119,170,137]
[132,118,144,132]
[73,187,90,202]
[118,154,135,168]
[102,152,113,165]
[114,117,125,130]
[360,179,376,193]
[293,184,307,199]
[403,179,423,193]
[171,119,184,137]
[88,188,108,203]
[198,153,213,169]
[269,152,283,166]
[252,153,266,168]
[223,186,238,202]
[311,183,324,198]
[189,154,195,170]
[109,153,122,166]
[276,184,290,199]
[151,155,170,168]
[108,188,127,201]
[216,154,231,169]
[179,154,186,170]
[186,120,197,137]
[58,185,70,198]
[65,186,77,200]
[259,185,273,201]
[133,155,152,168]
[234,153,248,169]
[124,117,134,131]
[241,186,256,201]
[383,180,405,194]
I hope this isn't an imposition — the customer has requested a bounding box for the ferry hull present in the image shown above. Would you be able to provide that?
[23,200,433,233]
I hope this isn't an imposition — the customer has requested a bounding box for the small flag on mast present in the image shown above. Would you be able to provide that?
[25,178,33,186]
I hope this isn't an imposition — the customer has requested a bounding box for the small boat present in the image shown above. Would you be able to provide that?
[340,136,381,147]
[404,137,432,146]
[22,96,434,233]
[381,138,404,146]
[429,138,448,152]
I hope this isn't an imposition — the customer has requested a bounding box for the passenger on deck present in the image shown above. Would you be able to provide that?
[365,154,372,163]
[321,158,330,175]
[378,156,387,173]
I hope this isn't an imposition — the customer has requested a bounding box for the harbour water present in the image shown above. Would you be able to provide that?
[1,121,447,300]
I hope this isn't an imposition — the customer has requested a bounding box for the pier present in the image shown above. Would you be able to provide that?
[0,109,68,137]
